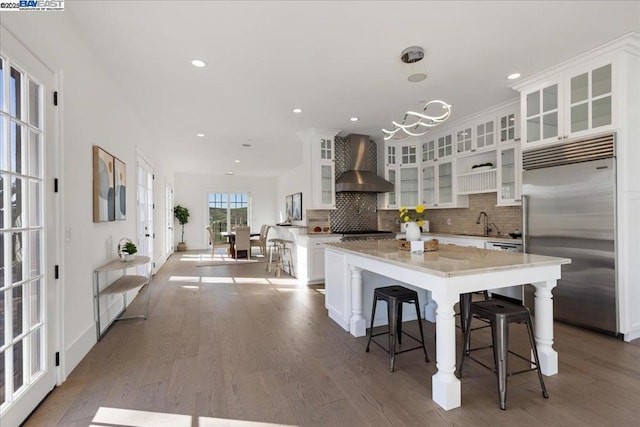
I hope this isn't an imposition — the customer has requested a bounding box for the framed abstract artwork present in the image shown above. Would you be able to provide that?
[292,192,302,221]
[285,194,293,220]
[114,157,126,220]
[93,145,115,222]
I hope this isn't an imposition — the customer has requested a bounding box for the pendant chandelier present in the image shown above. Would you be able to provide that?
[382,100,452,141]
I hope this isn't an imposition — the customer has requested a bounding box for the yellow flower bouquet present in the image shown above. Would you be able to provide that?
[399,205,426,227]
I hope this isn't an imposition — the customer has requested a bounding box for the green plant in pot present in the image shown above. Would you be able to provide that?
[174,204,190,251]
[122,242,138,259]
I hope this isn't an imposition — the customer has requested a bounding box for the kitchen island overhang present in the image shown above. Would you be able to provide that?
[323,240,570,411]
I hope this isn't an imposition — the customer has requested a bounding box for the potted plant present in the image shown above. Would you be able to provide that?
[119,240,137,261]
[174,204,190,251]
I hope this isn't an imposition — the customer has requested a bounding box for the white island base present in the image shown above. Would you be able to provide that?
[324,241,569,411]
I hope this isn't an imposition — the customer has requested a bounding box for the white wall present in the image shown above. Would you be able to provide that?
[276,161,311,224]
[1,15,174,377]
[175,173,279,249]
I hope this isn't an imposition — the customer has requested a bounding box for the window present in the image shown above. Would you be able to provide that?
[208,192,250,243]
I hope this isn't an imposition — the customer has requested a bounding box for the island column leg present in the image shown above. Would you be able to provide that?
[532,280,558,376]
[424,290,437,323]
[431,292,461,410]
[349,265,366,337]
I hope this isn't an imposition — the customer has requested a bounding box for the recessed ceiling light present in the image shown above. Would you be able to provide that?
[242,143,252,148]
[196,133,205,137]
[350,117,359,122]
[226,171,234,175]
[234,160,240,163]
[507,73,521,80]
[292,108,303,114]
[191,59,207,68]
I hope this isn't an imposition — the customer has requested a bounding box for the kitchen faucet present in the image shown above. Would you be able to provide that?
[476,211,491,236]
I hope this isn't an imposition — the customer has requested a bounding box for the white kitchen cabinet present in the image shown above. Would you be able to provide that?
[382,144,399,209]
[496,143,522,206]
[517,59,615,147]
[455,125,473,154]
[437,133,454,159]
[421,159,467,208]
[297,234,342,284]
[299,128,340,210]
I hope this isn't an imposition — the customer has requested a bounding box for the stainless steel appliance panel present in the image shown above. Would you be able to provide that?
[523,157,617,334]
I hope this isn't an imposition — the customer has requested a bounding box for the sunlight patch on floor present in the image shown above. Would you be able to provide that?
[91,406,297,427]
[168,275,201,282]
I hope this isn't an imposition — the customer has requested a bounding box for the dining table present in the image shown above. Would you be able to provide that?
[220,231,261,259]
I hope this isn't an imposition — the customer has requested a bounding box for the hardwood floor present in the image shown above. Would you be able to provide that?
[23,251,640,426]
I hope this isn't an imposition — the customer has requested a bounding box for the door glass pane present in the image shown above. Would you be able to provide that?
[28,79,40,127]
[30,279,41,326]
[12,231,24,283]
[542,112,558,139]
[438,163,452,204]
[527,116,540,142]
[228,193,248,227]
[571,72,588,104]
[0,234,4,288]
[388,169,396,205]
[29,131,42,178]
[0,172,4,229]
[10,66,22,119]
[526,91,540,117]
[208,193,228,243]
[592,96,612,128]
[11,121,24,174]
[422,166,435,204]
[0,351,4,405]
[400,167,419,207]
[31,328,42,377]
[501,148,515,199]
[321,165,332,204]
[0,290,5,346]
[13,285,24,337]
[29,230,41,278]
[542,84,558,112]
[29,180,41,227]
[571,103,589,133]
[14,339,24,390]
[592,64,612,97]
[0,57,4,112]
[11,176,25,228]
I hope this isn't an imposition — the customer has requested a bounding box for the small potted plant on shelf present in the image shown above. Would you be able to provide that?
[174,204,190,251]
[121,241,137,261]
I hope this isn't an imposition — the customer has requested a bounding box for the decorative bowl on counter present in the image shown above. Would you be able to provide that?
[398,238,439,252]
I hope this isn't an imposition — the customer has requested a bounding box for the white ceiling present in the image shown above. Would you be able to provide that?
[66,1,640,177]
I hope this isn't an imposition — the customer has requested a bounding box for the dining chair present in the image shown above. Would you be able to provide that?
[250,224,270,256]
[233,226,251,261]
[206,225,229,257]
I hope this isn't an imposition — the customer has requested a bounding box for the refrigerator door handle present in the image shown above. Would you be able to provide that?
[522,194,528,253]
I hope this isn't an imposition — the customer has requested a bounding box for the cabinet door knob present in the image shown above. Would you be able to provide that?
[557,136,562,140]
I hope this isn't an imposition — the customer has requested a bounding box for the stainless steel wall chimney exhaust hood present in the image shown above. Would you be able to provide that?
[335,134,394,193]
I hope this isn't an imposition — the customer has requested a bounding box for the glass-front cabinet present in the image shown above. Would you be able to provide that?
[519,60,614,147]
[496,144,521,206]
[303,128,339,210]
[420,160,455,208]
[456,126,473,154]
[383,145,398,209]
[437,133,453,159]
[399,166,419,207]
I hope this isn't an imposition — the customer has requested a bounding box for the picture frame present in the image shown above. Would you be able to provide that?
[93,145,115,222]
[292,192,302,221]
[285,194,293,220]
[114,157,126,220]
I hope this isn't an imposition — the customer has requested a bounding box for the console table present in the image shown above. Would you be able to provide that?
[93,255,152,341]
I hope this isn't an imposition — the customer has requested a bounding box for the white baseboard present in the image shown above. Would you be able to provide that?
[623,328,640,342]
[63,323,96,381]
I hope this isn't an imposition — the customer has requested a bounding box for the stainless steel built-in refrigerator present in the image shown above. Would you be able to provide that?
[522,134,618,336]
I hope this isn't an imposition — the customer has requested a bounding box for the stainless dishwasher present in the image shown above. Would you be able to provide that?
[485,241,523,302]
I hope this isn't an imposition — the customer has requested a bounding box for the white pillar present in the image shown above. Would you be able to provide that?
[349,265,366,337]
[533,280,558,375]
[431,291,461,410]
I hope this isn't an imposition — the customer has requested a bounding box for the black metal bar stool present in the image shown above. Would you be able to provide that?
[365,285,429,372]
[458,291,491,354]
[456,299,548,410]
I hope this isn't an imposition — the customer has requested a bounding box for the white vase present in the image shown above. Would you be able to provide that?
[405,222,421,241]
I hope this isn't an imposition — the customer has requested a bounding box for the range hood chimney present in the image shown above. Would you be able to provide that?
[335,134,394,193]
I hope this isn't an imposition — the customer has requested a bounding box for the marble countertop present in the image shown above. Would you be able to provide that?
[325,240,569,278]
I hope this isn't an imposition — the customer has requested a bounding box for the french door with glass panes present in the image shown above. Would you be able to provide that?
[1,27,58,426]
[207,192,250,244]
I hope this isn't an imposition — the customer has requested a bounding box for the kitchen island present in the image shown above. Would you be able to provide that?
[324,240,570,411]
